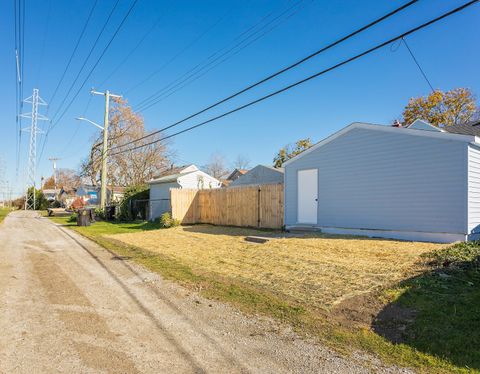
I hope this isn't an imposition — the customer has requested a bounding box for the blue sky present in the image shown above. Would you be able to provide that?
[0,0,479,196]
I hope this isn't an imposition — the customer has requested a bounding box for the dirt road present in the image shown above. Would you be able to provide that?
[0,211,409,373]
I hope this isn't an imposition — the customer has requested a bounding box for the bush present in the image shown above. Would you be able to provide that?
[94,207,106,220]
[158,212,180,228]
[67,213,78,223]
[423,241,480,268]
[50,200,61,208]
[118,185,149,221]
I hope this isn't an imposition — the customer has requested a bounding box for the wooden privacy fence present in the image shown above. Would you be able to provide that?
[171,184,284,229]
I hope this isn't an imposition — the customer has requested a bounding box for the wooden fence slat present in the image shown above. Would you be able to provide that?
[170,184,284,229]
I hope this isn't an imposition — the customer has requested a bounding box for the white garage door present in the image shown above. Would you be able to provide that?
[297,169,318,224]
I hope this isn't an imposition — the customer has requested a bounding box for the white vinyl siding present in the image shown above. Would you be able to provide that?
[468,144,480,236]
[178,171,221,189]
[285,127,468,236]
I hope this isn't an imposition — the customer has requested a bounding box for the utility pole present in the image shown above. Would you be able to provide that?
[89,89,121,209]
[48,157,60,192]
[20,89,48,210]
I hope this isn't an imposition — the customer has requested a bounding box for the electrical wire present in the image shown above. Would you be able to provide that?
[136,0,309,112]
[39,0,138,164]
[125,4,235,96]
[48,0,98,109]
[134,0,306,111]
[401,36,435,92]
[108,0,479,158]
[51,0,139,127]
[113,0,419,150]
[50,0,119,122]
[95,1,173,90]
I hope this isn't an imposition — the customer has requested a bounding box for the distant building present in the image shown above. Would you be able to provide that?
[148,164,221,220]
[229,165,284,187]
[42,189,58,201]
[221,168,248,187]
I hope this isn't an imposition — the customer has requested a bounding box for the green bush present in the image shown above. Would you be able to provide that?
[118,185,149,221]
[67,213,78,223]
[25,187,48,210]
[94,207,106,220]
[423,241,480,268]
[158,212,180,228]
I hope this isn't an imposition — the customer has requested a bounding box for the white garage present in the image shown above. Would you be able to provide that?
[284,120,480,243]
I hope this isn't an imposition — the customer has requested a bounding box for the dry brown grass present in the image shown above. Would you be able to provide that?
[107,225,444,310]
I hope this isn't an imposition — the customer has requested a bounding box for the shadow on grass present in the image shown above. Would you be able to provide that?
[373,260,480,370]
[182,224,414,242]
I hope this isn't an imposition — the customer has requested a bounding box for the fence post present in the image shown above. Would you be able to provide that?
[257,186,261,228]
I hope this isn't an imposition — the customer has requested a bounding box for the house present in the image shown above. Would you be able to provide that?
[58,186,77,207]
[221,168,248,187]
[148,164,221,220]
[284,120,480,243]
[42,189,58,202]
[76,185,100,205]
[107,186,126,204]
[229,165,284,187]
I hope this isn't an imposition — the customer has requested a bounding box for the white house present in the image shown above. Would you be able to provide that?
[284,119,480,243]
[148,164,221,220]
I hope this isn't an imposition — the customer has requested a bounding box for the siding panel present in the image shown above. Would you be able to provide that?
[468,145,480,235]
[285,127,467,234]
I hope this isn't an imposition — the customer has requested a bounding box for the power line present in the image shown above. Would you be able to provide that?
[39,0,138,164]
[50,0,139,127]
[96,1,174,90]
[136,0,310,112]
[50,0,120,122]
[48,0,98,109]
[109,0,479,158]
[38,0,99,163]
[134,0,307,111]
[113,0,419,151]
[125,4,235,96]
[401,36,435,92]
[36,0,52,86]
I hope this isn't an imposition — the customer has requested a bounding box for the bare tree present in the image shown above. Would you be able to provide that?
[42,168,81,189]
[203,153,228,179]
[232,154,250,170]
[81,98,172,187]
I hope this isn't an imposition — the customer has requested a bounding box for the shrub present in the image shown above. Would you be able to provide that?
[423,241,480,269]
[67,213,78,223]
[158,212,180,228]
[94,207,106,220]
[118,185,149,221]
[50,200,61,208]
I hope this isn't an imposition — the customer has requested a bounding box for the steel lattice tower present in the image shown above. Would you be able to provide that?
[21,88,48,210]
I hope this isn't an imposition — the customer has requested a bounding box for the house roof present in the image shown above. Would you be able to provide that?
[226,168,248,180]
[441,120,480,136]
[107,186,126,193]
[149,171,196,184]
[283,122,480,167]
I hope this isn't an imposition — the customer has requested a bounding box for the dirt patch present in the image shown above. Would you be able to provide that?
[331,292,386,329]
[331,290,416,344]
[74,342,139,374]
[372,304,417,344]
[57,310,114,340]
[30,252,91,306]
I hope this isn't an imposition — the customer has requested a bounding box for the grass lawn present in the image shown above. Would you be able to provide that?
[106,225,441,310]
[49,215,479,373]
[0,208,12,224]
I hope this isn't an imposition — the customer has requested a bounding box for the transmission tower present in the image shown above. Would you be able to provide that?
[20,89,48,210]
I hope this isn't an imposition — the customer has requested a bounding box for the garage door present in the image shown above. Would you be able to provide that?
[297,169,318,224]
